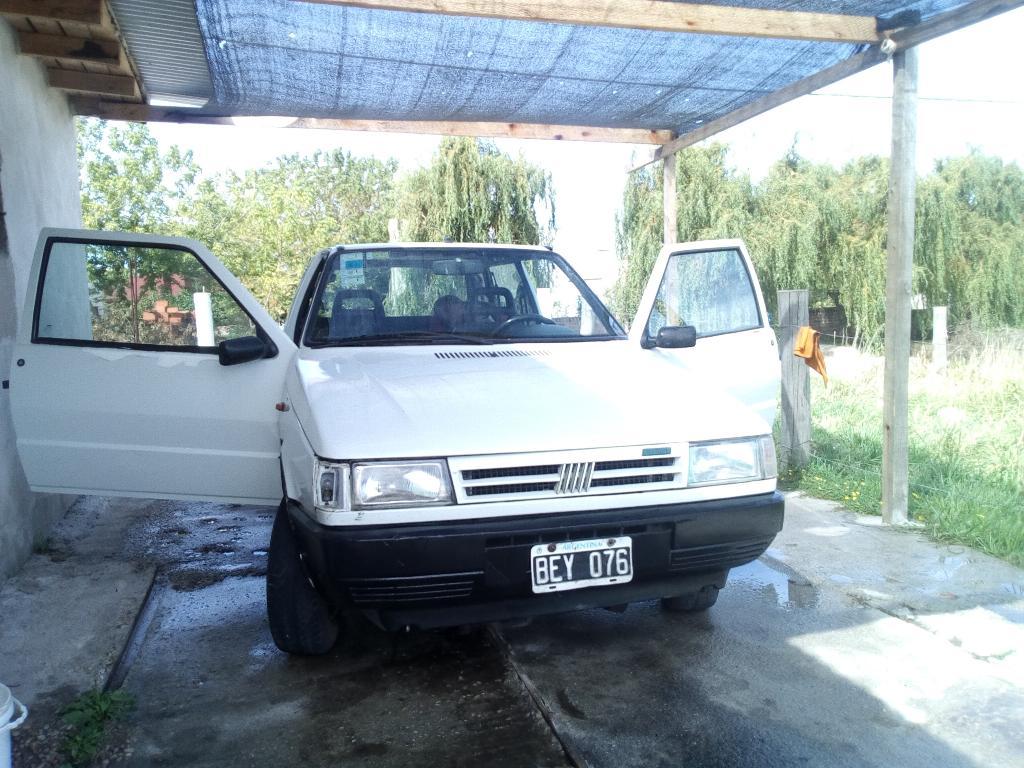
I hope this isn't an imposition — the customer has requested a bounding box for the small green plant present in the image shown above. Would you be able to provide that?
[59,689,134,768]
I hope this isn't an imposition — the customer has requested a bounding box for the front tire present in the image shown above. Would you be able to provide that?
[267,503,340,655]
[661,585,720,613]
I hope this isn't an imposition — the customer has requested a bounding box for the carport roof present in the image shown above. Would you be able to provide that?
[3,1,1019,151]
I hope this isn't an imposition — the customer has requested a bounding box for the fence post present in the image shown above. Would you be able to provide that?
[932,306,947,371]
[778,289,810,471]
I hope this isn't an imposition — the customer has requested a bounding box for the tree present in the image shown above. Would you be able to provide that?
[77,119,203,341]
[398,137,555,245]
[612,144,752,322]
[613,142,1024,343]
[77,118,199,232]
[181,150,397,320]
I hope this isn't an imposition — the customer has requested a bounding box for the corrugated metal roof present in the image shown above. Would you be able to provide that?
[109,0,212,106]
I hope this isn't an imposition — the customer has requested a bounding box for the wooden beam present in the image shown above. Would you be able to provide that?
[778,290,811,472]
[48,69,139,98]
[888,0,1024,50]
[881,47,918,527]
[71,98,230,121]
[636,47,888,169]
[640,0,1024,168]
[71,101,674,144]
[302,0,881,43]
[18,31,125,69]
[289,117,671,144]
[0,0,109,27]
[662,153,676,245]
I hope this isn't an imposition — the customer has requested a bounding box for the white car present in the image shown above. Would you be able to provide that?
[11,230,782,654]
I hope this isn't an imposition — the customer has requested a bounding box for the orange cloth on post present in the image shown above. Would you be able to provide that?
[793,326,828,385]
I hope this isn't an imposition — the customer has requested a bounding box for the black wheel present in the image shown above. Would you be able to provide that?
[661,585,720,613]
[267,503,340,655]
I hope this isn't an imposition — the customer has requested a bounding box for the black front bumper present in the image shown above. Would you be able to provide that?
[289,491,784,630]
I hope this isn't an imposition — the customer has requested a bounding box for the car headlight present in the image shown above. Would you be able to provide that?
[352,460,453,508]
[688,436,776,486]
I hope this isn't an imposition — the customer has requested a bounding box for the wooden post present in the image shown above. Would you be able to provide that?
[882,47,919,527]
[663,154,677,245]
[778,289,810,471]
[932,306,947,371]
[662,154,681,324]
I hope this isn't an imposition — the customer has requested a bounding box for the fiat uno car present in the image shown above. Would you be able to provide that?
[11,230,782,654]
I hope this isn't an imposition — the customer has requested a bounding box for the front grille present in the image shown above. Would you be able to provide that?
[668,538,772,572]
[345,573,479,605]
[463,464,560,481]
[450,446,686,503]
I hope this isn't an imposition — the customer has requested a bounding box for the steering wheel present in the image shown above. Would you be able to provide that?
[493,314,557,336]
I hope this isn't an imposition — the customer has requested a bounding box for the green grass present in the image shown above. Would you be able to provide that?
[782,331,1024,567]
[59,689,134,768]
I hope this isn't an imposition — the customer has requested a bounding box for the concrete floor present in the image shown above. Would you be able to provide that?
[5,493,1023,767]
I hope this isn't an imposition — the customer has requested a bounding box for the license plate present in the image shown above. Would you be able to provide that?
[530,537,633,593]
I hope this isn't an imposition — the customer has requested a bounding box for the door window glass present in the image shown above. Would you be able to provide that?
[647,249,760,339]
[36,241,255,348]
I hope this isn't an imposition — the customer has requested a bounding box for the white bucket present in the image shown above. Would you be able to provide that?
[0,684,28,768]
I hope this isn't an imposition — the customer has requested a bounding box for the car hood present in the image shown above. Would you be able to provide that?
[288,341,770,460]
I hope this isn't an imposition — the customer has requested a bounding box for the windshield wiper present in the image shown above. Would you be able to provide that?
[330,331,495,346]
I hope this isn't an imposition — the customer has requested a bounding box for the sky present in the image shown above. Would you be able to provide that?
[149,8,1024,296]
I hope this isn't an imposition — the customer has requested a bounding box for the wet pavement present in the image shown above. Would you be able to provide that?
[500,560,1024,768]
[102,497,569,768]
[8,493,1024,767]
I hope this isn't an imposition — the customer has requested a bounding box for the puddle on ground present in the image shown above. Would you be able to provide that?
[803,525,850,538]
[729,559,818,610]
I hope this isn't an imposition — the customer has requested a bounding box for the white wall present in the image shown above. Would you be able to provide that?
[0,19,82,577]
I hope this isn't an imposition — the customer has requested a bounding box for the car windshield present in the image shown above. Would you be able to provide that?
[303,247,624,346]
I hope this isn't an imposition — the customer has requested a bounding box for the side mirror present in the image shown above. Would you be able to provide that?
[218,336,268,366]
[654,325,697,349]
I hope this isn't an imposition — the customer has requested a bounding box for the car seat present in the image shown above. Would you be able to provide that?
[468,287,515,326]
[330,288,385,339]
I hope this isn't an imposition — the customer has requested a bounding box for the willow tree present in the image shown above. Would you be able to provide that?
[916,152,1024,329]
[612,143,752,322]
[614,142,1024,343]
[398,137,555,245]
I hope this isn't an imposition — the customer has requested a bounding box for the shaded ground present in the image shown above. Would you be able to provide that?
[11,497,568,768]
[7,493,1024,767]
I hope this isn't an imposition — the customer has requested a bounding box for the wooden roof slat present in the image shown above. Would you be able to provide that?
[302,0,882,43]
[18,31,125,69]
[48,67,138,98]
[0,0,109,28]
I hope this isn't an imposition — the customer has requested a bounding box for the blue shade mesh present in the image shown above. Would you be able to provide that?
[191,1,968,133]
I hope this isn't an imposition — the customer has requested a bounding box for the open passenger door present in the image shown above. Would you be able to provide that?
[9,229,296,505]
[630,240,780,429]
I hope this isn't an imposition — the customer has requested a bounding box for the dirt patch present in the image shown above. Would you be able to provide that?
[168,565,265,592]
